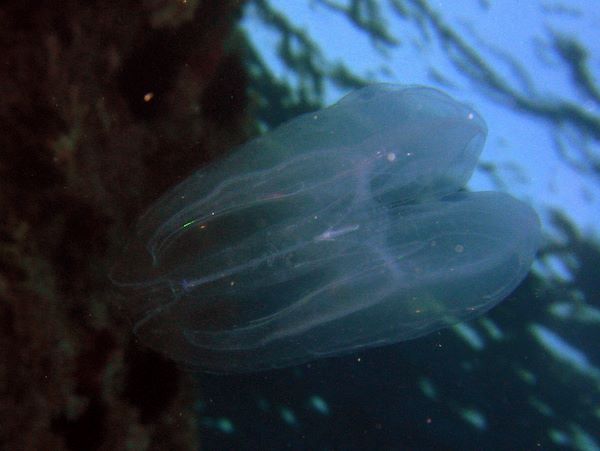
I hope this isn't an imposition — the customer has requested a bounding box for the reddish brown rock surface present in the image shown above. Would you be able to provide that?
[0,1,249,449]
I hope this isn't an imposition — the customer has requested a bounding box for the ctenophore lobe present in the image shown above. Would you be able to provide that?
[111,84,541,373]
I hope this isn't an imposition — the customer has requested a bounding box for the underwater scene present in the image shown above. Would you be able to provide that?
[1,1,599,450]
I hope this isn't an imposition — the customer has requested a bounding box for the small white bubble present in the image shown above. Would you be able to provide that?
[387,152,396,162]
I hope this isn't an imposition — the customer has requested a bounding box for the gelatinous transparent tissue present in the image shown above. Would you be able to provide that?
[111,84,541,373]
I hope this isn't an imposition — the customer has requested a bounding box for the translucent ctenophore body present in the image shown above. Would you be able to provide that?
[111,84,541,373]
